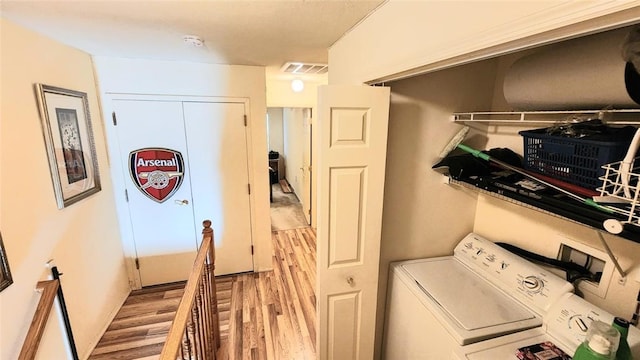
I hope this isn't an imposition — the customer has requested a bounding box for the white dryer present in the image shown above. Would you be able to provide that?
[383,232,575,359]
[451,292,640,359]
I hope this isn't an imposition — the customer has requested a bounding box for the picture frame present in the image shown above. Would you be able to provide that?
[36,84,101,209]
[0,232,13,292]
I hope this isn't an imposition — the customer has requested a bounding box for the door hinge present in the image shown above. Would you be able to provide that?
[308,209,311,216]
[251,245,254,255]
[243,115,247,127]
[248,183,251,194]
[125,189,129,202]
[112,112,117,126]
[135,258,140,269]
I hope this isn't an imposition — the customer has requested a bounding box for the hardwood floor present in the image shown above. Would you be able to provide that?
[88,282,185,359]
[89,227,316,360]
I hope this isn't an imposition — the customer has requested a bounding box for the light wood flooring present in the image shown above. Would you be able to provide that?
[89,227,316,360]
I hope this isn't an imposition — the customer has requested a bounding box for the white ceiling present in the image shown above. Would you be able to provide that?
[1,0,384,72]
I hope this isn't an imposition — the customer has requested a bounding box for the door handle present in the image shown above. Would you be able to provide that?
[346,276,355,286]
[174,199,189,205]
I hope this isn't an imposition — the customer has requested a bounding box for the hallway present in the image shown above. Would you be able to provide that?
[270,182,309,231]
[217,227,316,359]
[89,227,317,359]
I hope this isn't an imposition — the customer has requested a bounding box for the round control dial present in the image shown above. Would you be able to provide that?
[523,276,544,293]
[568,315,591,337]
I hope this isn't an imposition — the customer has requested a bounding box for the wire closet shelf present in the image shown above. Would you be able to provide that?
[451,109,640,125]
[598,158,640,228]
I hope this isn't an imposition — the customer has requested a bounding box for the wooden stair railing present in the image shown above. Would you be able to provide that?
[160,220,221,360]
[18,279,60,360]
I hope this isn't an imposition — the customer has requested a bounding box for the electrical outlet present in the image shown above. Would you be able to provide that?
[557,235,614,298]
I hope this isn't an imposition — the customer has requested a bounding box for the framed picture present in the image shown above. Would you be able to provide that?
[0,232,12,292]
[36,84,101,208]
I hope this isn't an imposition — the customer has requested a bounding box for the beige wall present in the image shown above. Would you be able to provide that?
[266,73,326,108]
[92,57,273,277]
[282,108,305,197]
[267,108,284,155]
[0,19,130,359]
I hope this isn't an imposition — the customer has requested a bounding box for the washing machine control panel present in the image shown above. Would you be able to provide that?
[523,275,544,293]
[454,233,574,315]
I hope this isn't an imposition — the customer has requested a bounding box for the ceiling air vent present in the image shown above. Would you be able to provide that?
[281,62,328,74]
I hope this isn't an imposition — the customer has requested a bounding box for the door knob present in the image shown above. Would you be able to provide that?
[346,276,355,286]
[174,199,189,205]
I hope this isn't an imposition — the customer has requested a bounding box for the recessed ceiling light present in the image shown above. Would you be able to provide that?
[183,35,204,47]
[291,79,304,93]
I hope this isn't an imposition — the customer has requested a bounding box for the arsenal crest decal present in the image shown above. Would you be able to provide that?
[129,148,185,203]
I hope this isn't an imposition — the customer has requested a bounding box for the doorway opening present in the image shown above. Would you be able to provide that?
[267,107,312,231]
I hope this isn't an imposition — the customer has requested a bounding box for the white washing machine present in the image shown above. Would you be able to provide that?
[453,292,640,359]
[383,232,575,359]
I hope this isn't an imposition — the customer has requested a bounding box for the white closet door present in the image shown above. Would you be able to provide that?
[183,101,254,275]
[317,85,390,359]
[113,99,198,286]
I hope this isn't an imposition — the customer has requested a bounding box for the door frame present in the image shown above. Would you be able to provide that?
[103,94,255,289]
[302,108,312,225]
[268,106,314,226]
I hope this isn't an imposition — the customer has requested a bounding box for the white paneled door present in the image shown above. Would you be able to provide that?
[113,99,253,287]
[317,85,390,359]
[182,102,254,276]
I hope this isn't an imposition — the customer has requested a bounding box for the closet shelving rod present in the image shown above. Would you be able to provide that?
[451,109,640,125]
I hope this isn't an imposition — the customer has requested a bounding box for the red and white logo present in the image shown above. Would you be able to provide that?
[129,148,185,203]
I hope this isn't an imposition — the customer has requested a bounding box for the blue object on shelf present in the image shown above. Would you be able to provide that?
[520,126,637,190]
